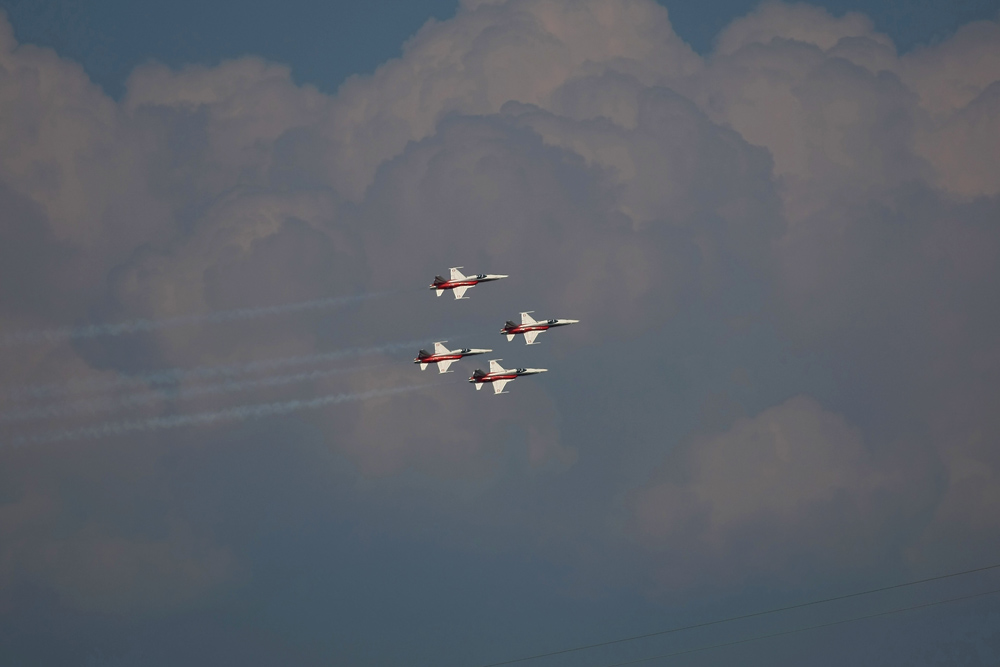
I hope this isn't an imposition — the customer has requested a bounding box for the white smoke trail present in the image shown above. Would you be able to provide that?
[0,364,389,424]
[3,337,445,402]
[8,383,436,447]
[0,291,389,346]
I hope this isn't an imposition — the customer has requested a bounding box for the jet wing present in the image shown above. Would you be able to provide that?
[523,330,542,345]
[492,379,511,394]
[437,359,454,374]
[452,285,470,299]
[433,341,450,355]
[520,311,537,324]
[489,360,506,374]
[449,267,467,281]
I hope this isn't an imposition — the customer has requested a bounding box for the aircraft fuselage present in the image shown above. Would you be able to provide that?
[430,275,505,290]
[415,353,463,365]
[414,345,492,373]
[468,365,548,394]
[500,317,579,344]
[469,369,546,383]
[501,320,574,335]
[430,268,508,299]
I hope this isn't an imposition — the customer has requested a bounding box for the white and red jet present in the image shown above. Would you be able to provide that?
[430,267,508,300]
[468,359,547,395]
[501,311,579,345]
[414,342,492,374]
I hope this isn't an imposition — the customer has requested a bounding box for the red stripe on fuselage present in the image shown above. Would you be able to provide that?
[419,354,463,363]
[477,373,519,382]
[430,280,480,290]
[510,325,550,334]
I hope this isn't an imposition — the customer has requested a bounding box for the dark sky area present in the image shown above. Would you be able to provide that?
[1,1,999,665]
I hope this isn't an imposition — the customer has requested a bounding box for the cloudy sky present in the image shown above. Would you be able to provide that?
[1,0,999,664]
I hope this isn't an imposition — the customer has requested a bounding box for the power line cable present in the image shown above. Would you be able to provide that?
[479,562,1000,666]
[600,587,1000,667]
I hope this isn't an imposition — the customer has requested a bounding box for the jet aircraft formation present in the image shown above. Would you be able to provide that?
[416,267,578,394]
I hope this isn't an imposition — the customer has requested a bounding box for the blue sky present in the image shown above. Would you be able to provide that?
[1,1,999,665]
[1,0,998,97]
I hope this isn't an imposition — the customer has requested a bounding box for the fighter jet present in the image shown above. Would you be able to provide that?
[468,359,547,395]
[501,312,580,345]
[414,342,492,374]
[430,267,508,299]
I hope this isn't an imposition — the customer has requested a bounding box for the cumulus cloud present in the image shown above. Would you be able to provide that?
[323,0,701,199]
[899,20,1000,116]
[630,396,937,590]
[0,0,999,637]
[915,80,1000,197]
[713,1,889,55]
[697,6,1000,201]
